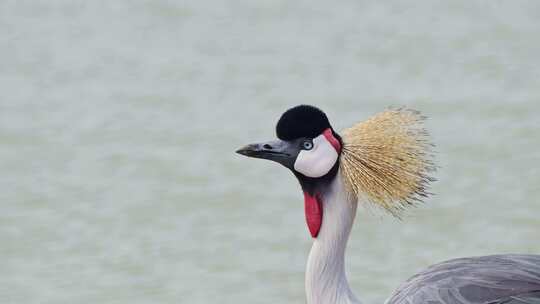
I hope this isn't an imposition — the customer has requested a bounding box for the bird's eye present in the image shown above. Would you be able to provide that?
[302,140,314,150]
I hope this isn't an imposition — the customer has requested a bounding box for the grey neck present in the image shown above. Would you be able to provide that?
[305,173,362,304]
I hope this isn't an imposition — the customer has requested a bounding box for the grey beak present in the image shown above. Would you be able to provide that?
[236,139,298,169]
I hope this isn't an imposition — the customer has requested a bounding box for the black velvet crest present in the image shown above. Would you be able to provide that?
[276,105,332,140]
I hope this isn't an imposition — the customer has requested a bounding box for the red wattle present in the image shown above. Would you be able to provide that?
[303,192,323,238]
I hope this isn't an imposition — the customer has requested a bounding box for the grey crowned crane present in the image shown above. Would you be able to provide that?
[236,105,540,304]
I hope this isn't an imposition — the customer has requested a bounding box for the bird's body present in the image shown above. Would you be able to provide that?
[236,105,539,304]
[386,254,540,304]
[305,168,540,304]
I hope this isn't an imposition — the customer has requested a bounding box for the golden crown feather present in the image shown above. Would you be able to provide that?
[339,108,437,217]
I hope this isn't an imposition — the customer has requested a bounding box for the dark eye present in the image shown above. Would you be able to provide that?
[302,140,314,150]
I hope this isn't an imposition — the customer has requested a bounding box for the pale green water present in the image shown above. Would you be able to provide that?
[1,1,539,304]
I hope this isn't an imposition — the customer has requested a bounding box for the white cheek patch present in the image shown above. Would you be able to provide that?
[294,134,339,178]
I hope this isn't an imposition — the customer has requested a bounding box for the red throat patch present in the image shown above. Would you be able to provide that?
[303,192,323,238]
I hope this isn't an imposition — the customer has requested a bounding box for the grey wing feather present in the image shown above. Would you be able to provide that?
[386,254,540,304]
[497,291,540,304]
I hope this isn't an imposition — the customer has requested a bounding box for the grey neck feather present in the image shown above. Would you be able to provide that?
[305,171,362,304]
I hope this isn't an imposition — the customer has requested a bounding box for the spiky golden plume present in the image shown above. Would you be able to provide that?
[339,108,436,217]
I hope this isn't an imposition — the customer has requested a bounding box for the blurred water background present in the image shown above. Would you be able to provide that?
[1,1,539,303]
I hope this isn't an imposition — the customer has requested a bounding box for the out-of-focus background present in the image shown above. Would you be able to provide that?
[1,1,539,303]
